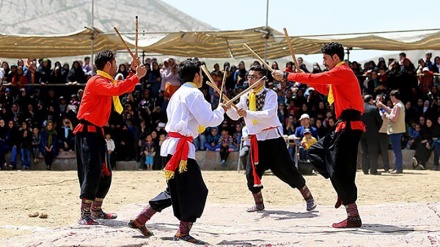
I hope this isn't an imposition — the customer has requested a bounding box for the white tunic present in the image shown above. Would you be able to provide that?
[227,88,283,141]
[161,83,225,158]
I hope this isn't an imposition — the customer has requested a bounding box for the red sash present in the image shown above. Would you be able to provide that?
[164,132,194,180]
[248,126,278,187]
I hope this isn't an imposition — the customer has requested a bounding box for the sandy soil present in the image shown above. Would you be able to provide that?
[0,170,439,246]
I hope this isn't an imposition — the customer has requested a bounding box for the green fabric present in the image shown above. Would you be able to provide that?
[45,121,57,147]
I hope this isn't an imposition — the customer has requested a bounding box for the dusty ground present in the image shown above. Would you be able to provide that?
[1,170,440,246]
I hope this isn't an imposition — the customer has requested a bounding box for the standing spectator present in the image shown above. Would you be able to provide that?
[149,62,162,99]
[142,134,155,170]
[360,95,383,175]
[40,120,58,170]
[83,56,93,76]
[376,95,390,172]
[18,121,32,170]
[430,116,440,171]
[377,90,406,174]
[0,119,8,169]
[163,64,181,98]
[219,129,233,167]
[104,133,116,170]
[425,52,433,69]
[6,120,19,170]
[31,127,41,164]
[117,64,129,79]
[67,61,87,84]
[419,67,433,95]
[234,61,247,88]
[36,58,52,84]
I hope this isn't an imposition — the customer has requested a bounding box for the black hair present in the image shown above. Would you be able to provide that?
[390,90,400,100]
[178,58,202,82]
[95,50,116,70]
[364,94,373,103]
[249,65,267,77]
[321,42,344,61]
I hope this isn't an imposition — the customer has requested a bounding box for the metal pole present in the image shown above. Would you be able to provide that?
[264,0,269,61]
[91,0,95,63]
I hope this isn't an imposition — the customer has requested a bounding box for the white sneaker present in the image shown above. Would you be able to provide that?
[412,157,417,169]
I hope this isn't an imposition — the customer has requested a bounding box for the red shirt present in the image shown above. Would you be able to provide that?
[287,63,365,131]
[76,72,139,127]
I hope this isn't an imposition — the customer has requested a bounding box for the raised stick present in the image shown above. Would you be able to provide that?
[283,28,300,72]
[206,81,238,110]
[113,26,135,59]
[135,16,139,57]
[219,69,227,106]
[224,76,267,106]
[243,44,274,72]
[201,65,238,110]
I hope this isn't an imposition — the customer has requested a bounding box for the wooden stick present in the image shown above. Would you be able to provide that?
[243,44,274,72]
[135,16,139,57]
[224,76,267,106]
[201,65,215,84]
[283,28,300,72]
[219,69,227,106]
[206,81,238,110]
[113,26,135,59]
[201,65,238,110]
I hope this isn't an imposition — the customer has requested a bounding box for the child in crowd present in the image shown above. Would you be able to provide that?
[157,133,167,169]
[300,129,317,160]
[31,127,40,164]
[142,135,155,170]
[219,129,233,167]
[407,123,421,149]
[105,133,116,170]
[204,127,221,151]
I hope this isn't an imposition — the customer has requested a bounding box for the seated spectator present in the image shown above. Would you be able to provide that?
[300,128,317,160]
[407,123,421,149]
[204,127,221,151]
[412,118,435,170]
[58,117,74,152]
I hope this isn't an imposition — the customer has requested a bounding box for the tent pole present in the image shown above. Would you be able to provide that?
[264,0,269,61]
[90,0,95,63]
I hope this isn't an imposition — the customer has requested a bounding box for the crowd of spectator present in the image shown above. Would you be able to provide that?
[0,51,439,171]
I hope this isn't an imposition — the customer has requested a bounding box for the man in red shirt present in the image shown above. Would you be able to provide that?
[74,50,146,225]
[273,42,365,228]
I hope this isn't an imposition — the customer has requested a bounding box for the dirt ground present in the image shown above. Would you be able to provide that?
[1,169,439,246]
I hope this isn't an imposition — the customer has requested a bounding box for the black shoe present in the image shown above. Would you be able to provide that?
[370,171,381,175]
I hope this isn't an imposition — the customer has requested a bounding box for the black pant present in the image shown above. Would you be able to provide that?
[220,145,230,161]
[246,137,306,194]
[360,135,380,174]
[308,129,362,205]
[148,156,208,222]
[75,131,112,200]
[44,150,54,168]
[378,133,390,171]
